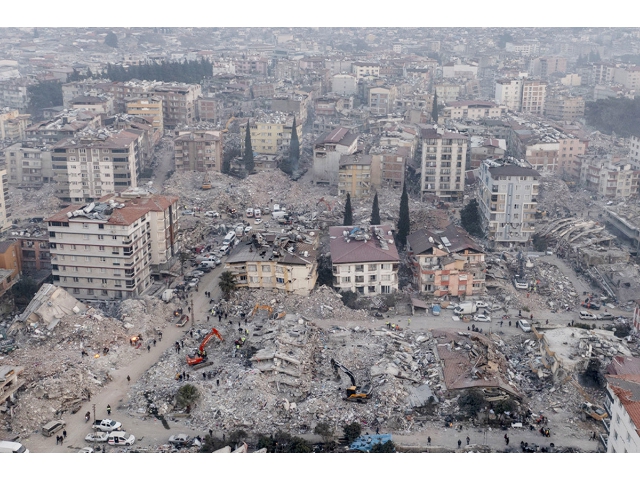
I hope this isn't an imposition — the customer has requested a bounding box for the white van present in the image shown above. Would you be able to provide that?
[254,208,261,218]
[272,210,287,219]
[222,232,236,246]
[0,440,29,453]
[246,208,254,218]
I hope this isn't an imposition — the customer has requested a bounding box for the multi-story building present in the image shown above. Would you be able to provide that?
[604,366,640,453]
[240,113,302,156]
[50,131,140,203]
[3,142,53,188]
[224,230,318,296]
[0,240,20,299]
[126,97,164,131]
[0,169,10,233]
[406,224,485,297]
[152,83,202,129]
[271,92,311,125]
[368,86,397,116]
[0,78,30,112]
[530,56,567,78]
[495,78,523,112]
[420,127,467,202]
[330,225,399,296]
[520,80,547,116]
[15,229,51,274]
[352,62,380,81]
[196,97,220,123]
[332,74,358,96]
[434,83,461,104]
[313,127,359,186]
[629,136,640,170]
[338,154,371,198]
[174,130,223,173]
[441,101,507,121]
[46,191,179,300]
[0,109,30,141]
[370,151,406,190]
[545,95,585,121]
[577,155,640,199]
[70,95,115,116]
[478,163,540,245]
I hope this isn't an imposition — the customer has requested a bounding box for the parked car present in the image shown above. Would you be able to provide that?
[188,278,200,288]
[254,208,262,218]
[597,313,614,321]
[107,431,135,446]
[475,301,489,309]
[473,314,491,323]
[581,302,601,310]
[85,432,109,443]
[205,211,220,218]
[254,218,263,225]
[517,319,532,332]
[78,447,94,453]
[262,207,271,215]
[182,210,196,216]
[168,433,192,447]
[195,265,212,273]
[191,270,204,278]
[579,310,598,321]
[244,226,253,234]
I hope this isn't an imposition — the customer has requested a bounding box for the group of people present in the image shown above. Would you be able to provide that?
[55,430,67,445]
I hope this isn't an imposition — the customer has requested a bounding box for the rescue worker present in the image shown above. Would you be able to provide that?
[107,404,111,415]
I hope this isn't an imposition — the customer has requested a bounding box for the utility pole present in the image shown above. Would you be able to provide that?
[191,297,195,328]
[92,404,96,424]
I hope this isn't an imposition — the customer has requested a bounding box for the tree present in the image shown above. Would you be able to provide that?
[288,116,300,175]
[343,193,353,226]
[532,233,548,252]
[218,270,237,299]
[432,92,439,124]
[314,422,335,444]
[229,429,247,445]
[458,390,486,417]
[243,121,255,173]
[12,276,39,304]
[396,182,410,249]
[176,383,200,409]
[460,199,483,237]
[371,440,396,453]
[343,422,362,444]
[27,81,63,117]
[104,31,118,48]
[371,193,381,225]
[178,250,190,276]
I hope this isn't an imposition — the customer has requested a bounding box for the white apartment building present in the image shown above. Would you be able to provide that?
[420,128,467,202]
[441,101,507,121]
[313,127,359,186]
[369,86,396,116]
[495,79,523,112]
[0,169,10,233]
[51,131,140,203]
[332,74,358,96]
[330,225,399,297]
[352,62,380,81]
[629,136,640,170]
[126,97,164,131]
[478,163,540,245]
[46,192,179,300]
[605,373,640,453]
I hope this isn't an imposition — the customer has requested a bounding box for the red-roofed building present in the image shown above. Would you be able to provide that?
[605,372,640,452]
[45,189,179,301]
[329,225,399,296]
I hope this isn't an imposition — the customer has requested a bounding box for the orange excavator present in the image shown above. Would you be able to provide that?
[186,328,224,366]
[316,197,333,212]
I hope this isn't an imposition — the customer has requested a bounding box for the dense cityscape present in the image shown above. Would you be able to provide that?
[1,27,640,454]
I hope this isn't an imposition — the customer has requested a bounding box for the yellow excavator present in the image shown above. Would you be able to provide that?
[201,173,212,190]
[222,116,236,134]
[251,304,273,317]
[331,358,373,402]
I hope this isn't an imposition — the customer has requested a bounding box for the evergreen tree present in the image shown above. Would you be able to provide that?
[460,199,483,237]
[343,193,353,226]
[243,121,255,173]
[396,183,410,249]
[289,116,300,175]
[371,192,381,225]
[105,31,118,49]
[432,92,439,124]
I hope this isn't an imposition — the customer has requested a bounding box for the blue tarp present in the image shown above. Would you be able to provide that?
[349,434,393,452]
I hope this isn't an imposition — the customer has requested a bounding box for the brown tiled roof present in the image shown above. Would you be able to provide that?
[606,374,640,436]
[607,356,640,376]
[407,224,483,256]
[0,240,16,254]
[329,225,399,264]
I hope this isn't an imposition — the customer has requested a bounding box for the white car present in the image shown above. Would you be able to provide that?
[219,245,230,255]
[475,301,489,309]
[473,314,491,323]
[191,270,204,277]
[244,226,252,234]
[85,432,109,443]
[107,432,135,446]
[517,319,532,332]
[205,211,220,218]
[579,311,598,321]
[254,218,263,225]
[78,447,94,453]
[188,278,200,288]
[168,433,192,447]
[254,209,262,218]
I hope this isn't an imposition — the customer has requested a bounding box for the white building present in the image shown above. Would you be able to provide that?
[605,370,640,453]
[313,127,359,186]
[521,80,547,116]
[0,169,10,233]
[420,127,467,202]
[329,225,399,296]
[495,78,523,112]
[478,163,540,245]
[352,62,380,81]
[46,191,179,300]
[332,74,358,96]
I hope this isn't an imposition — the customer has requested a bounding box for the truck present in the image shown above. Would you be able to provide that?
[453,302,478,316]
[161,289,174,303]
[92,419,122,432]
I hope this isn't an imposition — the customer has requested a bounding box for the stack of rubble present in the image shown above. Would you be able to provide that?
[7,184,62,221]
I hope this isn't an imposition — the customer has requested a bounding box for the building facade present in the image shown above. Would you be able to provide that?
[605,373,640,453]
[3,142,53,188]
[126,97,164,131]
[313,127,359,186]
[174,130,223,173]
[420,128,467,202]
[478,163,540,245]
[330,225,399,296]
[0,169,10,233]
[338,154,371,198]
[241,114,302,156]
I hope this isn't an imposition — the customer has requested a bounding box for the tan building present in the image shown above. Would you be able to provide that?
[434,83,461,104]
[577,155,640,199]
[174,130,223,172]
[407,224,485,297]
[0,240,21,298]
[4,142,53,187]
[338,154,371,198]
[0,108,30,141]
[196,97,220,123]
[352,62,380,81]
[16,229,51,274]
[420,127,468,202]
[224,231,318,296]
[46,191,179,300]
[70,95,115,115]
[368,86,397,116]
[545,95,585,121]
[126,96,164,131]
[0,169,10,233]
[441,101,507,121]
[51,131,140,203]
[330,225,399,296]
[313,127,359,186]
[520,80,547,116]
[370,151,405,190]
[152,83,202,129]
[241,113,302,156]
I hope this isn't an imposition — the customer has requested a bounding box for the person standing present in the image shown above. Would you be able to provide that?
[466,436,470,445]
[407,318,411,326]
[63,430,67,439]
[457,439,462,448]
[107,404,111,415]
[127,375,130,382]
[427,436,431,445]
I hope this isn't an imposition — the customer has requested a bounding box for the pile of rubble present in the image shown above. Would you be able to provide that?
[7,184,62,221]
[1,292,176,435]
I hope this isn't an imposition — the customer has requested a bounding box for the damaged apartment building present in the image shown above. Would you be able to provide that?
[223,230,319,296]
[46,189,179,301]
[330,225,399,296]
[406,224,486,298]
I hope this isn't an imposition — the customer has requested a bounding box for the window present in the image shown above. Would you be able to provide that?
[99,246,105,251]
[369,275,377,282]
[102,279,108,285]
[73,277,79,283]
[368,264,377,271]
[248,265,257,272]
[261,265,271,273]
[368,286,376,293]
[381,274,390,281]
[342,277,351,284]
[355,275,364,283]
[381,285,391,294]
[250,276,259,283]
[276,277,285,284]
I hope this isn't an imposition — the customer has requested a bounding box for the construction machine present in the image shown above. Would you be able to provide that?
[316,197,333,212]
[251,304,273,317]
[186,328,224,366]
[581,402,608,421]
[331,358,373,402]
[201,173,212,190]
[222,116,236,134]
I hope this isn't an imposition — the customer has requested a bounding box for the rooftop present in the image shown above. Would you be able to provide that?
[407,223,483,256]
[329,225,399,265]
